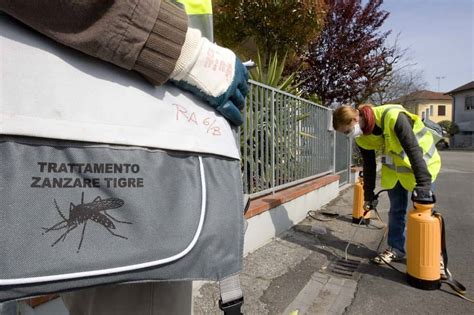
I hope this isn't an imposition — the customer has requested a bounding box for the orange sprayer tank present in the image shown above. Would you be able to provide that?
[352,175,370,224]
[406,202,441,290]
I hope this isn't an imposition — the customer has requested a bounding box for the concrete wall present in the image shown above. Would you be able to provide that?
[243,179,339,254]
[453,134,474,148]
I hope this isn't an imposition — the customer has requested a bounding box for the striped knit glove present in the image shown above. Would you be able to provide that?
[170,29,249,126]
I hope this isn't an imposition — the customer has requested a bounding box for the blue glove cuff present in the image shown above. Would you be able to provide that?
[172,58,248,126]
[216,101,243,126]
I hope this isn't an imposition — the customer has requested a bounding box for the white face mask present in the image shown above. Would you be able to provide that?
[347,123,363,138]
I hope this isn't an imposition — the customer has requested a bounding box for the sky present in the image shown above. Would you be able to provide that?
[379,0,473,93]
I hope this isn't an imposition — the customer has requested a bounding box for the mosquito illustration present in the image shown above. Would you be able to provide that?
[42,192,132,253]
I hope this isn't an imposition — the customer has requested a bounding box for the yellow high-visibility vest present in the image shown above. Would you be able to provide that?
[177,0,213,41]
[356,104,441,191]
[177,0,212,14]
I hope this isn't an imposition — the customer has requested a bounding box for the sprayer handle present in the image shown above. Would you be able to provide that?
[412,187,436,204]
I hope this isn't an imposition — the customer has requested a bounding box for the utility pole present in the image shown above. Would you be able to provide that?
[435,76,446,92]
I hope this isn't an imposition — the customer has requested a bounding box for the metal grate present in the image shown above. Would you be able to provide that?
[328,258,361,278]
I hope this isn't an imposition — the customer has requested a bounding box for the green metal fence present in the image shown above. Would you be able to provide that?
[335,133,352,186]
[241,80,352,197]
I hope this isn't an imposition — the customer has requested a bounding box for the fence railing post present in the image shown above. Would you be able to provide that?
[348,137,352,183]
[332,131,336,174]
[271,89,275,195]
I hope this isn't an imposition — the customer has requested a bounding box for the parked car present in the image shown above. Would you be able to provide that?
[436,127,450,150]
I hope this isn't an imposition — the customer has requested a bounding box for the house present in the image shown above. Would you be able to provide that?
[393,90,453,123]
[446,81,474,147]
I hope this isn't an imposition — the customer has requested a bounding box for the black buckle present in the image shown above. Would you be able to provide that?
[219,297,244,315]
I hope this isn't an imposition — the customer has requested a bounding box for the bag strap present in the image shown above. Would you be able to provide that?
[218,196,249,314]
[219,275,244,314]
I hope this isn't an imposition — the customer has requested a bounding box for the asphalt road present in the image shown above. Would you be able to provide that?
[346,151,474,315]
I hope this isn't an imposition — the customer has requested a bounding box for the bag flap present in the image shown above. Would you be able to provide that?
[0,15,240,160]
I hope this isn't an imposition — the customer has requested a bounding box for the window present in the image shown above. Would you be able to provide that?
[430,105,434,115]
[466,95,474,110]
[438,105,446,116]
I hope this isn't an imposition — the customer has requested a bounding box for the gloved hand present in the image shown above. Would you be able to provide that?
[363,199,378,212]
[412,186,435,204]
[170,29,249,126]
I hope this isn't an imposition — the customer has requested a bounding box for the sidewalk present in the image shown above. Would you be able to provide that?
[193,184,390,314]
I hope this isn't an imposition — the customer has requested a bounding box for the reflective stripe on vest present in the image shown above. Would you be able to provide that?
[385,126,437,164]
[380,105,437,163]
[177,0,214,41]
[382,163,412,173]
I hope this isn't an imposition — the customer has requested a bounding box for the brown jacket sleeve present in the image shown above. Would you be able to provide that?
[0,0,188,85]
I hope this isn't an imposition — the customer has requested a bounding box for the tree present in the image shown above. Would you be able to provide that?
[369,68,427,105]
[213,0,326,62]
[438,120,459,136]
[298,0,397,107]
[368,39,427,105]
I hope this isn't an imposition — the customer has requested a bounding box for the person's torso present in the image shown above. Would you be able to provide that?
[355,105,441,190]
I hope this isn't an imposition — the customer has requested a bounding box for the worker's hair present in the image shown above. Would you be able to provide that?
[358,104,372,109]
[332,106,358,131]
